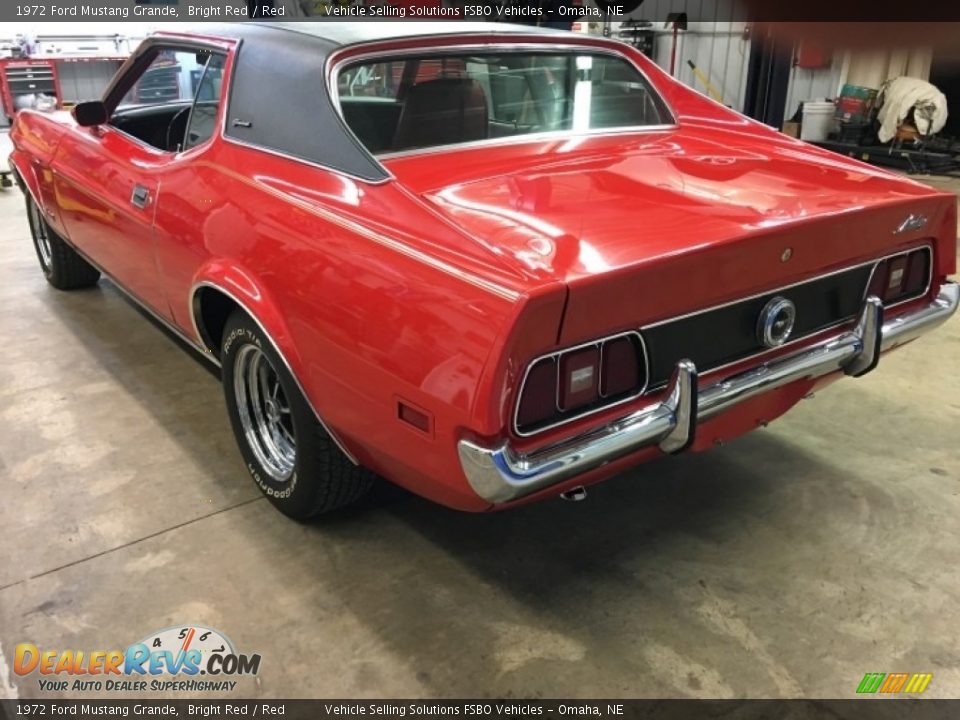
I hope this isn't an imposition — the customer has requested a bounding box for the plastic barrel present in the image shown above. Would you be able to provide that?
[800,101,836,141]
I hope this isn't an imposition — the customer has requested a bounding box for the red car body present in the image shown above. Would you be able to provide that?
[9,23,958,512]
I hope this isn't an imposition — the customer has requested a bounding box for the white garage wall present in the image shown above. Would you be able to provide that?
[783,46,935,125]
[846,47,932,88]
[783,52,845,121]
[649,22,751,111]
[594,19,751,112]
[598,0,753,112]
[55,59,127,103]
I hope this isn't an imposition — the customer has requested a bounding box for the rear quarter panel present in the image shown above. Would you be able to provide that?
[156,141,566,510]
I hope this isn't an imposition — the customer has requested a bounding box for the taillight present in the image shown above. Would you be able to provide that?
[600,336,641,397]
[867,248,930,304]
[516,358,557,428]
[515,333,647,435]
[904,250,928,293]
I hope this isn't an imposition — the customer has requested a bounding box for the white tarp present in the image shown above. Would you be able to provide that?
[877,76,949,143]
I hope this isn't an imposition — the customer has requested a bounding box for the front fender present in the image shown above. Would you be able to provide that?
[10,111,72,235]
[9,149,40,204]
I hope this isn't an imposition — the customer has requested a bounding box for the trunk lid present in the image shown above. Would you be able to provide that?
[384,129,954,344]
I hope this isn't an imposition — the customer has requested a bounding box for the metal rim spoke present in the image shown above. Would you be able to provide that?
[233,344,297,482]
[30,202,52,270]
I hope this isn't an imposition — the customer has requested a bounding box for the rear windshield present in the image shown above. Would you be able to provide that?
[336,51,672,155]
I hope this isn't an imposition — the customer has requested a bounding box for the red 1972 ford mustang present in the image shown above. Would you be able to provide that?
[9,22,958,518]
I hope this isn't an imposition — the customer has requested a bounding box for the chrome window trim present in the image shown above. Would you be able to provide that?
[102,37,227,139]
[189,281,359,466]
[101,37,232,111]
[327,41,677,166]
[218,133,394,186]
[376,124,679,162]
[514,330,650,439]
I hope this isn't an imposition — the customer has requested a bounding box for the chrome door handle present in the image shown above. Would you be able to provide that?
[130,184,151,209]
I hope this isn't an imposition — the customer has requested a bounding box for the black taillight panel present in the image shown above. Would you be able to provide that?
[515,332,647,436]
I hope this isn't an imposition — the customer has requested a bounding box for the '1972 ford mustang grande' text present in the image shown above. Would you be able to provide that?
[9,22,958,518]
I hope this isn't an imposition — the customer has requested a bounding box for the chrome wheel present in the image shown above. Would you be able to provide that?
[233,344,296,482]
[29,200,52,271]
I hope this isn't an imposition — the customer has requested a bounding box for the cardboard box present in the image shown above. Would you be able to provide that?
[782,121,800,138]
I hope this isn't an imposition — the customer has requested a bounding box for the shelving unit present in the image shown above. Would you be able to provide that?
[0,33,133,121]
[0,59,59,120]
[134,63,181,104]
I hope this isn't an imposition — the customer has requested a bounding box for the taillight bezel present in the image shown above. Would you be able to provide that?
[864,245,933,308]
[513,330,649,438]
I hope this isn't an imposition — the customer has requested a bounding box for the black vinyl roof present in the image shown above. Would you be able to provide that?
[169,22,572,181]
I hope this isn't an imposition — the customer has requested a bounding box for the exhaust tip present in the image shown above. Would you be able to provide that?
[560,486,587,502]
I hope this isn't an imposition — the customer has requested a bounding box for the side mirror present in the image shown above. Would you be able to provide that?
[73,101,108,127]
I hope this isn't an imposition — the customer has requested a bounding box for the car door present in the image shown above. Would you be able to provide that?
[51,46,221,318]
[147,52,230,333]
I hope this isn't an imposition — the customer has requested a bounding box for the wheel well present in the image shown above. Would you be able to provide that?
[193,286,240,360]
[9,164,29,197]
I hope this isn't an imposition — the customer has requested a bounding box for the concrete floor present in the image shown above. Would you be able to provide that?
[0,167,958,701]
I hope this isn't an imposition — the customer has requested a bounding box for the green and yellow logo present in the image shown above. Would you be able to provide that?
[857,672,933,695]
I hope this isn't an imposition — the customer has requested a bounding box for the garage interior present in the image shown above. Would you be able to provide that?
[2,13,960,701]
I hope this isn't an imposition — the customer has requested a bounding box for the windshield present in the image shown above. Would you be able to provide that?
[337,51,673,155]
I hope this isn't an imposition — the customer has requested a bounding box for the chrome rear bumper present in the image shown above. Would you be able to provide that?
[458,283,959,504]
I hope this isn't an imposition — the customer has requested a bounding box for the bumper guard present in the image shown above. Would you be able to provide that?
[458,283,959,504]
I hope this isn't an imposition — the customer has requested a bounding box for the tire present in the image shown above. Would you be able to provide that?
[220,310,374,519]
[25,196,100,290]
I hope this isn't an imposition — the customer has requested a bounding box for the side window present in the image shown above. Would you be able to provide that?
[184,54,225,150]
[110,48,224,152]
[118,48,204,109]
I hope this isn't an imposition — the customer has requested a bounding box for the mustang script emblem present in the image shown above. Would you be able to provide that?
[893,214,928,234]
[757,296,797,348]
